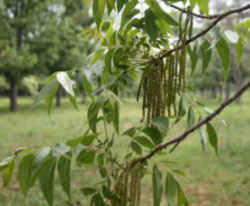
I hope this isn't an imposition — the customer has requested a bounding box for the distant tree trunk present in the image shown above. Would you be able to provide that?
[225,82,231,100]
[8,25,24,112]
[211,87,217,99]
[218,85,223,101]
[234,67,243,104]
[56,86,62,107]
[200,88,205,96]
[9,77,18,112]
[81,90,86,104]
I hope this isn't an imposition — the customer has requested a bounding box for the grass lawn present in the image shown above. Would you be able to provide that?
[0,95,250,206]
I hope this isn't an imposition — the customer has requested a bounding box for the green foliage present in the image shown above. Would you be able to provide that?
[152,116,169,136]
[216,37,230,79]
[206,123,218,155]
[152,165,163,206]
[200,39,212,72]
[187,106,195,129]
[93,0,105,28]
[58,152,72,201]
[147,0,178,26]
[39,157,56,206]
[165,172,188,206]
[17,154,36,195]
[1,0,250,206]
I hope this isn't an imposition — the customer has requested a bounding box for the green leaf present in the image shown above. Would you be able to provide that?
[91,193,105,206]
[190,0,196,9]
[235,18,250,37]
[235,36,243,65]
[113,101,120,134]
[206,123,218,155]
[123,127,136,137]
[102,186,119,201]
[166,172,188,206]
[187,44,198,74]
[124,18,144,33]
[216,37,230,79]
[104,49,113,71]
[197,0,209,14]
[32,78,59,110]
[200,40,212,72]
[156,19,171,34]
[176,182,188,206]
[35,147,52,166]
[77,150,96,165]
[144,9,158,41]
[199,126,207,151]
[68,94,78,110]
[88,102,101,133]
[2,157,15,187]
[14,147,29,156]
[52,144,71,157]
[152,116,169,136]
[165,172,177,206]
[130,141,142,154]
[148,0,178,26]
[143,127,163,145]
[26,147,52,187]
[17,154,35,195]
[82,72,94,100]
[120,0,139,29]
[117,0,128,11]
[106,0,115,14]
[97,153,105,166]
[135,136,154,149]
[58,152,72,201]
[56,72,75,97]
[81,134,98,146]
[66,136,83,147]
[0,157,12,172]
[90,49,105,65]
[81,187,97,196]
[178,96,186,118]
[39,158,56,206]
[99,166,108,178]
[187,106,195,128]
[93,0,105,27]
[152,165,163,206]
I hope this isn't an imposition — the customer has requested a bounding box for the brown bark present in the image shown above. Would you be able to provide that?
[9,78,18,112]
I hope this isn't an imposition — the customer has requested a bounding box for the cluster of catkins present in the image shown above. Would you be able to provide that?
[112,163,144,206]
[137,10,193,124]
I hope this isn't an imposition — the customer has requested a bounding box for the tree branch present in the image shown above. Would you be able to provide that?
[158,4,250,60]
[132,81,250,166]
[163,1,219,19]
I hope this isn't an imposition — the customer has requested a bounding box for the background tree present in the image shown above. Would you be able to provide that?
[0,0,59,111]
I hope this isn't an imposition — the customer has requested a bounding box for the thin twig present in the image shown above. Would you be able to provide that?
[157,4,250,60]
[132,81,250,166]
[163,1,219,19]
[169,141,180,153]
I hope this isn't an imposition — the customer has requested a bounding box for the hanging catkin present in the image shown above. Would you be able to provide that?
[137,9,193,124]
[113,163,144,206]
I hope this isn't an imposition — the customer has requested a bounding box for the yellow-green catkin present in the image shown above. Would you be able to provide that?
[136,8,193,122]
[113,164,144,206]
